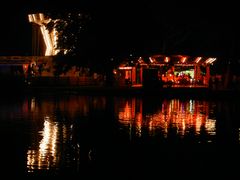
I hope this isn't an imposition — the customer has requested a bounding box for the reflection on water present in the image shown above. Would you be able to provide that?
[24,96,221,173]
[27,116,60,172]
[116,98,216,143]
[24,95,107,173]
[0,95,239,177]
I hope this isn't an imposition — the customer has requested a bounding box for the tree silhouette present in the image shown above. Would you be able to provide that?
[46,12,92,56]
[44,12,105,76]
[44,11,120,85]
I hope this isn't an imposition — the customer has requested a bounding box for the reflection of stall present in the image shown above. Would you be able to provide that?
[116,97,216,142]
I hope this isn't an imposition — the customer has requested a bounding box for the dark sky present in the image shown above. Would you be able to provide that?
[0,0,239,58]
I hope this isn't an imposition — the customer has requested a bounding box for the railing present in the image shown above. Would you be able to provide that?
[0,56,52,64]
[28,76,105,87]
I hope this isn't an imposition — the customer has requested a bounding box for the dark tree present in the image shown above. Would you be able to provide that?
[44,12,98,75]
[44,11,124,86]
[46,12,92,56]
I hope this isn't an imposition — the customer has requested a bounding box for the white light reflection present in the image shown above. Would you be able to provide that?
[189,100,194,113]
[135,113,142,137]
[27,115,60,172]
[205,119,216,136]
[195,117,203,134]
[30,97,36,111]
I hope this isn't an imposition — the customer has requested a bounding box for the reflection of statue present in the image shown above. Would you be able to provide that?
[27,118,60,171]
[27,116,79,172]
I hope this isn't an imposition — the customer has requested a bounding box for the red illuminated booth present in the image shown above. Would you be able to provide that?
[117,57,148,86]
[117,55,216,87]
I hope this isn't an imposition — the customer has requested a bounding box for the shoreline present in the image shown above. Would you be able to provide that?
[7,85,238,99]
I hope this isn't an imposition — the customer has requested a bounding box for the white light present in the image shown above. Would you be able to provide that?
[164,57,169,63]
[195,57,202,63]
[119,67,132,70]
[28,13,60,56]
[205,58,217,64]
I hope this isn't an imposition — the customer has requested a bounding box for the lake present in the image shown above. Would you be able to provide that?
[0,94,239,179]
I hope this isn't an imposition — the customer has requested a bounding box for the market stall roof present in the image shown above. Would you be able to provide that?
[149,55,217,66]
[119,54,217,67]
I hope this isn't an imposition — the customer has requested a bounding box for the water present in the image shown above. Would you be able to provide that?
[0,94,239,179]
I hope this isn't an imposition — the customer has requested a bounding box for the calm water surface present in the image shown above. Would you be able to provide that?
[0,95,239,178]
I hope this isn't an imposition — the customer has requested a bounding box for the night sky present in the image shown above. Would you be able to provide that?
[0,0,239,59]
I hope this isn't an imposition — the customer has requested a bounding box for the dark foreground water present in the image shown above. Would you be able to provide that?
[0,94,239,179]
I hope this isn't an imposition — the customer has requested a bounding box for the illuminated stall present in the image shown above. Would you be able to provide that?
[117,57,147,86]
[117,54,216,87]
